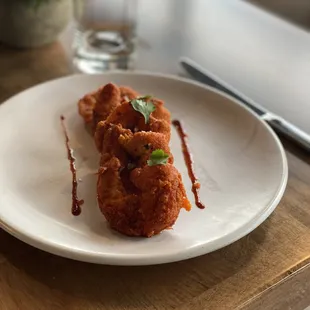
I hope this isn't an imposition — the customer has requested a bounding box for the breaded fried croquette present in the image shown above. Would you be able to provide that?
[78,83,190,237]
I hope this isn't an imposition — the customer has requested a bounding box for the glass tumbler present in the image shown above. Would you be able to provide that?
[73,0,137,73]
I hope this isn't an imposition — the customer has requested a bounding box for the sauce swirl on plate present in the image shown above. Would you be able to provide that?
[60,115,84,216]
[172,120,205,209]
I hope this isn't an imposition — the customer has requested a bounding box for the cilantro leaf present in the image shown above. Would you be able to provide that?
[147,149,169,166]
[129,96,156,124]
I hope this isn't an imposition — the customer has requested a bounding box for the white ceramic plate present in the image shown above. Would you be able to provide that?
[0,72,287,265]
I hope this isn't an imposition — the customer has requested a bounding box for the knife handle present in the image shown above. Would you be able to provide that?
[263,114,310,152]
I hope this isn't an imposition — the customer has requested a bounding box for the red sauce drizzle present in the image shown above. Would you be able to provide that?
[172,120,205,209]
[60,115,84,216]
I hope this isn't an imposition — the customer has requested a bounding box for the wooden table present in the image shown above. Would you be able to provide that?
[1,1,310,309]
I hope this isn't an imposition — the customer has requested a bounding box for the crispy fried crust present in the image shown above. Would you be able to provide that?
[78,83,190,237]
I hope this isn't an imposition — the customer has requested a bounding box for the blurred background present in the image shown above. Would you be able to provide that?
[247,0,310,29]
[1,0,310,133]
[1,0,309,131]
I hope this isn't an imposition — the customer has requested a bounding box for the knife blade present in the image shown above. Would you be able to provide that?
[180,57,310,152]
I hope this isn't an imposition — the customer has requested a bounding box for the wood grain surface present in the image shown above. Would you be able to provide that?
[1,1,310,309]
[240,261,310,310]
[0,42,71,103]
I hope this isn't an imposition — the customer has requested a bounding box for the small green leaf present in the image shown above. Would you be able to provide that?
[147,149,169,166]
[129,96,156,124]
[23,0,49,9]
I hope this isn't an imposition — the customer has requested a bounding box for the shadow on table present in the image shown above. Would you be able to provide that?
[0,41,71,103]
[1,219,269,309]
[281,136,310,165]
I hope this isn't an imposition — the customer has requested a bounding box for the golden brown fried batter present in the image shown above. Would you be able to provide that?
[94,102,171,153]
[98,163,189,237]
[78,83,190,237]
[119,131,173,166]
[78,89,98,124]
[78,83,139,132]
[119,86,139,101]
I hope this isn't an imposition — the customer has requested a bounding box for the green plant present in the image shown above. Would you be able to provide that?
[17,0,51,9]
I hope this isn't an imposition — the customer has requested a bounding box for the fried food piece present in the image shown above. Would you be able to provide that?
[78,83,139,132]
[119,131,173,166]
[78,83,190,237]
[119,86,139,101]
[96,123,189,237]
[98,162,188,237]
[78,88,98,124]
[94,102,171,153]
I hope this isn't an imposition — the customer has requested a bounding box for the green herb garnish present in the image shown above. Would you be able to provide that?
[21,0,51,9]
[129,96,155,124]
[147,149,169,166]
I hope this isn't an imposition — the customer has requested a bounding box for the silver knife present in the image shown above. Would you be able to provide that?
[180,57,310,152]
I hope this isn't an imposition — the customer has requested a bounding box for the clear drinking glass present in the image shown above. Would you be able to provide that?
[73,0,137,73]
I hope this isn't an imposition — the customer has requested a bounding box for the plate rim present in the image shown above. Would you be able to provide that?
[0,71,288,265]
